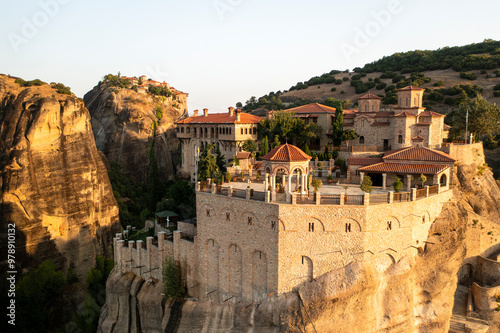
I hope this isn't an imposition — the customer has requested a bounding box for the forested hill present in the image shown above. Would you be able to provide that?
[239,39,500,115]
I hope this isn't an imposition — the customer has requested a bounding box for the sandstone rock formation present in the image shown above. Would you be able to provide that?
[98,147,500,332]
[84,83,184,183]
[0,75,120,278]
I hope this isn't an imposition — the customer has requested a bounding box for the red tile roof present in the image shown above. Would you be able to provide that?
[358,162,448,174]
[394,111,416,117]
[236,152,251,159]
[358,93,382,100]
[348,157,383,166]
[176,112,262,124]
[282,103,337,114]
[262,144,311,162]
[419,111,445,117]
[383,146,455,162]
[397,85,425,91]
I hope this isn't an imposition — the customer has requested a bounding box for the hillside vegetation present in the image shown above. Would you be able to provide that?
[239,39,500,115]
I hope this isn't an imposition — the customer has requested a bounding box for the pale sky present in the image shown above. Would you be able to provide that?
[2,0,500,114]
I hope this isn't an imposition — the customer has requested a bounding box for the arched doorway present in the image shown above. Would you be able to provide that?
[440,174,447,186]
[457,263,475,286]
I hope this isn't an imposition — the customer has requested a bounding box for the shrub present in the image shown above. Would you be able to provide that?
[393,177,403,192]
[162,257,185,299]
[460,72,477,80]
[494,91,500,97]
[418,174,427,187]
[433,80,445,87]
[376,82,387,90]
[331,87,337,92]
[225,171,231,182]
[334,158,347,172]
[311,178,322,193]
[360,175,373,193]
[340,90,345,94]
[155,106,163,120]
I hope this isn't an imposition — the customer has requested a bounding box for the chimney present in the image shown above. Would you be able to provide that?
[236,108,241,122]
[203,108,208,117]
[229,106,234,117]
[193,109,199,117]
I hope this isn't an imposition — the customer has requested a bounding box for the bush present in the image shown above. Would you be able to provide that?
[343,76,349,81]
[393,177,403,192]
[460,72,477,80]
[225,171,231,182]
[376,82,387,90]
[494,91,500,97]
[334,158,347,172]
[162,257,185,299]
[156,106,163,120]
[433,80,445,87]
[360,175,373,193]
[330,87,337,92]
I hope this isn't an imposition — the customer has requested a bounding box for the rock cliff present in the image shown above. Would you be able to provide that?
[0,75,120,277]
[84,83,184,183]
[98,147,500,332]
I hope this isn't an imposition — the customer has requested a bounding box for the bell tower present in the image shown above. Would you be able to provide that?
[395,86,425,115]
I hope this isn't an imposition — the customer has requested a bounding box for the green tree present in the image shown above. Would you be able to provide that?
[272,135,281,148]
[393,177,403,192]
[331,105,344,146]
[242,139,258,158]
[15,260,65,332]
[214,145,226,173]
[311,178,322,193]
[418,174,427,188]
[162,257,185,299]
[342,129,359,150]
[260,136,269,156]
[360,175,373,193]
[449,94,500,141]
[198,144,219,181]
[303,143,311,156]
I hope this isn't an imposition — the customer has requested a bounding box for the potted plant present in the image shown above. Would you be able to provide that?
[241,171,245,181]
[317,162,323,177]
[343,185,349,202]
[256,170,261,181]
[225,171,231,183]
[328,174,333,183]
[393,177,403,192]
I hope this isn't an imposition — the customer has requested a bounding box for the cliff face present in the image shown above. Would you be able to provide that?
[0,75,120,277]
[84,85,183,183]
[98,146,500,332]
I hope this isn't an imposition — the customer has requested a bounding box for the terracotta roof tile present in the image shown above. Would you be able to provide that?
[383,146,455,162]
[282,103,337,114]
[262,144,311,162]
[419,111,445,117]
[236,152,251,159]
[358,93,382,100]
[358,162,448,175]
[348,157,383,166]
[176,112,262,124]
[394,111,416,117]
[397,85,425,91]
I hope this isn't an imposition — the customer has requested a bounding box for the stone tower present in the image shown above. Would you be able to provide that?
[358,93,382,113]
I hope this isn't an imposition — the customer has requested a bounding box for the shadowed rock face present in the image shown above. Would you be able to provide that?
[0,75,120,278]
[84,84,183,183]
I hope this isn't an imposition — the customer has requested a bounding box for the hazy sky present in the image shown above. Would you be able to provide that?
[2,0,500,114]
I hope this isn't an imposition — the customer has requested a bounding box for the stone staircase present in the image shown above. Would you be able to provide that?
[449,285,468,332]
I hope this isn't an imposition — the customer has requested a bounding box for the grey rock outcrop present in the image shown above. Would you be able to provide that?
[84,84,183,182]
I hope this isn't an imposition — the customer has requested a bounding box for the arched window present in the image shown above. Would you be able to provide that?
[359,136,365,144]
[181,127,184,133]
[187,127,190,133]
[364,104,367,112]
[245,128,248,135]
[241,128,243,135]
[372,105,375,111]
[398,135,403,144]
[253,127,257,134]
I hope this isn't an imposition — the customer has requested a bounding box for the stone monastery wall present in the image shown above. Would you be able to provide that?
[113,189,453,303]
